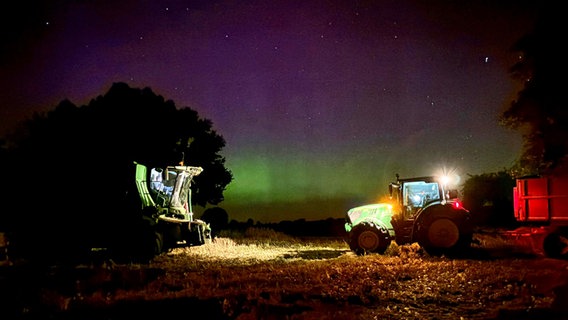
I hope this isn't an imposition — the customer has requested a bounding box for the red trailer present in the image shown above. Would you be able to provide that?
[507,176,568,258]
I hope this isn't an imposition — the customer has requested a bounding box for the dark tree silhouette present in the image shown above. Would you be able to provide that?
[201,207,229,238]
[0,82,232,262]
[462,171,516,228]
[500,7,568,176]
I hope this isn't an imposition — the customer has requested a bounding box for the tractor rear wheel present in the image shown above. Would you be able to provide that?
[349,222,391,255]
[417,216,470,256]
[427,218,459,248]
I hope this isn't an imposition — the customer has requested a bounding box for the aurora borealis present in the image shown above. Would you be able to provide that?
[1,0,542,222]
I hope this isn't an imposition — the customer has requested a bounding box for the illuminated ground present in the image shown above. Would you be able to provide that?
[2,233,568,319]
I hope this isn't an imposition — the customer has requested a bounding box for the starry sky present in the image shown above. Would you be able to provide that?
[1,0,542,222]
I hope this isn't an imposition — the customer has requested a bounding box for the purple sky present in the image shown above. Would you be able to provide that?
[1,0,541,222]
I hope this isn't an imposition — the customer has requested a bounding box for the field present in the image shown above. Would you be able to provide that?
[3,228,568,319]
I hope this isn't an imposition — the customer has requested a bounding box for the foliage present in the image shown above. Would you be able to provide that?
[200,206,229,238]
[462,171,516,227]
[0,82,233,261]
[500,7,568,175]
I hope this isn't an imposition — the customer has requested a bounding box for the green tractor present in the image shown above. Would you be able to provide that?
[345,174,473,256]
[132,162,212,256]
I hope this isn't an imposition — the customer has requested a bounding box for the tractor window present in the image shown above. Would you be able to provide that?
[162,171,177,196]
[403,181,440,211]
[150,168,164,193]
[404,183,423,208]
[426,183,440,202]
[150,168,176,196]
[149,168,171,206]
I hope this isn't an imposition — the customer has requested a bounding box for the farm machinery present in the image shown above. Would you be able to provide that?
[345,174,473,256]
[1,160,211,265]
[501,175,568,258]
[133,162,212,256]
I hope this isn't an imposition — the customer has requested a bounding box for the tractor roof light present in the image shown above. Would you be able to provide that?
[434,167,461,187]
[439,175,450,186]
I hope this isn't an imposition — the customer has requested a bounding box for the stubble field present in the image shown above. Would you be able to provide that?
[3,228,568,319]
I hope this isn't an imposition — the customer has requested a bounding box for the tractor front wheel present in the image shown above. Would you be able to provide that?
[349,222,391,256]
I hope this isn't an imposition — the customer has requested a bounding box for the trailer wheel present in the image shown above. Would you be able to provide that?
[349,222,390,255]
[543,232,568,259]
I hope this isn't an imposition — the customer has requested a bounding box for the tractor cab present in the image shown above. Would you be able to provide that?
[147,165,203,222]
[390,176,443,219]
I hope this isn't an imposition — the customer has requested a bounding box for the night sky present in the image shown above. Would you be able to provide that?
[1,0,541,222]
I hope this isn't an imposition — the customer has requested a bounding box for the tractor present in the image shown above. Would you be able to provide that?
[133,162,212,256]
[345,174,473,256]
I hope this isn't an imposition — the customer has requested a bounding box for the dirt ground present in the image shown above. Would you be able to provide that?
[2,234,568,320]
